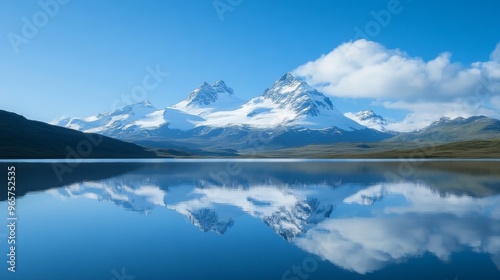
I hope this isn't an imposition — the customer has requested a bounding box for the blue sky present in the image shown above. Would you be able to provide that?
[1,0,499,128]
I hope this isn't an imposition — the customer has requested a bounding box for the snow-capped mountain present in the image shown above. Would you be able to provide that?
[57,100,204,135]
[57,100,157,133]
[55,73,392,150]
[172,80,245,117]
[344,110,390,132]
[263,73,340,117]
[195,73,365,130]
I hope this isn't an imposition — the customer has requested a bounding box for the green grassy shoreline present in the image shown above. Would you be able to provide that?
[253,139,500,159]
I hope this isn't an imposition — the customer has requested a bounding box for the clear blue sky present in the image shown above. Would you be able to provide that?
[1,0,499,124]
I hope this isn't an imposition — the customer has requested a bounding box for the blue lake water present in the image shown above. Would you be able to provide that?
[1,160,500,280]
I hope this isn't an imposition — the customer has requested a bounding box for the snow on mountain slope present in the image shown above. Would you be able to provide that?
[56,100,204,135]
[172,80,245,117]
[127,109,166,130]
[161,108,205,130]
[197,73,365,130]
[123,108,204,131]
[344,110,390,132]
[57,101,158,133]
[198,96,299,128]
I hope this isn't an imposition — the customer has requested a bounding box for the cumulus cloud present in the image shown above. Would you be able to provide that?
[294,40,500,130]
[294,39,500,100]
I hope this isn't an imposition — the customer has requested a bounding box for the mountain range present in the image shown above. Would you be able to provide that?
[388,116,500,142]
[53,72,500,153]
[55,73,394,151]
[2,72,499,158]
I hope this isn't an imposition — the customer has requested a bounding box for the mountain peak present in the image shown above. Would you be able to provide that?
[431,116,452,125]
[115,100,156,113]
[171,80,244,116]
[214,80,227,87]
[270,72,305,91]
[138,100,154,107]
[278,72,296,82]
[355,110,385,122]
[358,109,375,115]
[263,73,335,117]
[345,110,389,132]
[184,80,235,107]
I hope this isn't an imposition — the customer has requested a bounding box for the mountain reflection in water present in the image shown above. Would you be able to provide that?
[42,160,500,275]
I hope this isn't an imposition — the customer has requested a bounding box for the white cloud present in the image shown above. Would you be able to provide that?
[294,39,500,100]
[294,40,500,130]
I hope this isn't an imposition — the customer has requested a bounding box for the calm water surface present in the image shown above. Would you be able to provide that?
[0,160,499,280]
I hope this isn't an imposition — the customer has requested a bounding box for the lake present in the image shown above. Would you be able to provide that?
[1,160,500,280]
